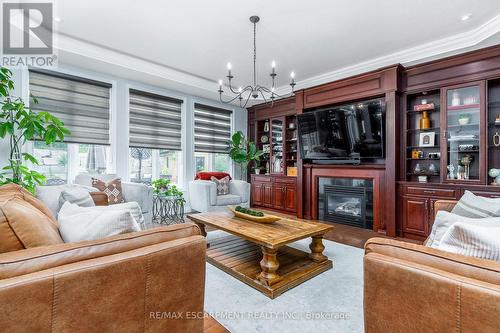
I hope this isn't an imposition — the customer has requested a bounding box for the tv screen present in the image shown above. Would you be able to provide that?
[297,98,385,162]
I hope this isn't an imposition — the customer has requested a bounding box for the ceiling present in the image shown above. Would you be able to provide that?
[53,0,500,104]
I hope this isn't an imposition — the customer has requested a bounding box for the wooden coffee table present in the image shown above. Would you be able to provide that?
[187,211,333,299]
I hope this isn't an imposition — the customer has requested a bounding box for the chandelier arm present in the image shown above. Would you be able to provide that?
[219,93,247,105]
[241,91,253,108]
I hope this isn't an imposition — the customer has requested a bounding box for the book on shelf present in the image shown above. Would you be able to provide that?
[413,103,435,111]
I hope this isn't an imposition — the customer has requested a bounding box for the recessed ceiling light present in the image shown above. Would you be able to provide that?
[54,17,62,22]
[460,14,472,21]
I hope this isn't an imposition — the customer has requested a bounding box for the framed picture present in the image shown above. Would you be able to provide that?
[419,132,435,147]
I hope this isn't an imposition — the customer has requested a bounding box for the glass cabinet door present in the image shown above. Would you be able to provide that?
[271,118,284,173]
[443,84,484,182]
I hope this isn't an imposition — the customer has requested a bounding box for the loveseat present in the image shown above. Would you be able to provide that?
[363,200,500,332]
[0,184,206,332]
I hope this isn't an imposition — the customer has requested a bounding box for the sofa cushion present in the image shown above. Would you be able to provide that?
[0,184,63,253]
[195,172,231,181]
[216,194,242,206]
[92,177,124,204]
[58,202,141,242]
[451,190,500,218]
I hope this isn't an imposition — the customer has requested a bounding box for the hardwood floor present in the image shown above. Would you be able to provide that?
[204,314,230,333]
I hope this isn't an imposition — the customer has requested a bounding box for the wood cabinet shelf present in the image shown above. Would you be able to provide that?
[447,103,480,111]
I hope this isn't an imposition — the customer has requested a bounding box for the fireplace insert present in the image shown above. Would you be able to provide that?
[318,177,373,229]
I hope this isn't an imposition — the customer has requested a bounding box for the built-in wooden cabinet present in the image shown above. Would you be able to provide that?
[399,183,500,240]
[251,175,297,213]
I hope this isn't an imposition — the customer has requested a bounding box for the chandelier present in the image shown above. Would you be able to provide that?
[218,15,296,108]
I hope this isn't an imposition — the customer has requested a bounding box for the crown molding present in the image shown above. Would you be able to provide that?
[275,13,500,95]
[55,14,500,102]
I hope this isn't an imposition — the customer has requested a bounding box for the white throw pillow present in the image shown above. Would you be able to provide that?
[439,222,500,262]
[427,211,500,248]
[58,186,95,210]
[58,202,141,243]
[451,191,500,218]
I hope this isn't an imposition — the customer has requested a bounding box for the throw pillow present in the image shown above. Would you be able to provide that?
[58,186,95,211]
[92,177,124,204]
[211,176,230,196]
[439,222,500,262]
[58,201,145,230]
[451,191,500,218]
[36,184,98,217]
[58,202,141,242]
[427,211,500,248]
[196,172,232,181]
[0,184,63,253]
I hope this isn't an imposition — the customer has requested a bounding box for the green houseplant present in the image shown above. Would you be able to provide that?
[228,131,264,180]
[0,67,70,193]
[151,178,185,203]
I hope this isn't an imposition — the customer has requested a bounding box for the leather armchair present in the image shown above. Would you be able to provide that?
[0,224,206,332]
[364,200,500,332]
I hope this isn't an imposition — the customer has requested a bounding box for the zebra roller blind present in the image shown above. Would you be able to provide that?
[29,69,111,145]
[129,89,183,150]
[194,103,232,153]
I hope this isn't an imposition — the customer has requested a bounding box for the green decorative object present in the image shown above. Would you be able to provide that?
[151,178,185,203]
[228,131,264,180]
[0,67,70,194]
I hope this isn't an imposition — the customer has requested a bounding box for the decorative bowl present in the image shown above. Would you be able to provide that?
[228,206,281,224]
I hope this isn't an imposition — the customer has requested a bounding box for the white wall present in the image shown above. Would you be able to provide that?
[3,64,247,190]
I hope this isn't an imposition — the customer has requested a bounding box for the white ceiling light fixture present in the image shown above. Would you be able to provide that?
[218,15,296,107]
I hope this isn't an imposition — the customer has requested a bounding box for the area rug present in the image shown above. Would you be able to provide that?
[204,231,364,333]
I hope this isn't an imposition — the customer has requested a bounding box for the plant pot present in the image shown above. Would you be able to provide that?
[458,118,470,125]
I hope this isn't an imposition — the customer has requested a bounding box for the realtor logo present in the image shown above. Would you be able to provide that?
[1,1,56,67]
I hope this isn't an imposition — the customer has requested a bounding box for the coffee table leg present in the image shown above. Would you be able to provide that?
[309,235,327,262]
[194,222,210,248]
[258,247,281,286]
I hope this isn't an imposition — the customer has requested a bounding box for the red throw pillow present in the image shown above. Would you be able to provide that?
[195,172,232,181]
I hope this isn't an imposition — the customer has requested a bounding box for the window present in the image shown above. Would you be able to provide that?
[193,103,232,174]
[194,152,231,173]
[29,70,112,184]
[129,148,182,185]
[32,142,110,185]
[128,90,183,185]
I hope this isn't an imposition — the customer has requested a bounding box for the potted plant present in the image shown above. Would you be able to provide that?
[0,67,69,194]
[228,131,264,180]
[458,113,470,125]
[151,178,185,203]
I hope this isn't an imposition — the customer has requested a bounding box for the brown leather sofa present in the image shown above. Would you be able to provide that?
[0,184,206,332]
[364,200,500,332]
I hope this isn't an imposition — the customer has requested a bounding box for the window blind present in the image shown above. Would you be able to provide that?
[194,103,232,153]
[129,89,183,150]
[29,69,111,145]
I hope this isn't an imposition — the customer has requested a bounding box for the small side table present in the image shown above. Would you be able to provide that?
[152,194,185,225]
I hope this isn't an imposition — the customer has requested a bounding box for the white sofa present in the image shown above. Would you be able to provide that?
[74,173,153,224]
[188,179,250,212]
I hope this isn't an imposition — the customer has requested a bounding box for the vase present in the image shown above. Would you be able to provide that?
[420,111,431,129]
[255,169,260,175]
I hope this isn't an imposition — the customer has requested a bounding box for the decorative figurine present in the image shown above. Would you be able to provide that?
[451,91,461,106]
[460,155,473,180]
[263,121,269,132]
[447,164,455,179]
[420,111,431,129]
[414,163,422,173]
[428,163,437,174]
[456,165,464,180]
[488,168,500,185]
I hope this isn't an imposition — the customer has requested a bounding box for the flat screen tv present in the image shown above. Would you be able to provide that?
[297,98,385,163]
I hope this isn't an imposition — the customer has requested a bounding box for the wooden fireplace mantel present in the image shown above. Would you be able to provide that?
[302,165,386,235]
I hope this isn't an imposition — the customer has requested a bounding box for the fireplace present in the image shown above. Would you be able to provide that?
[318,177,373,229]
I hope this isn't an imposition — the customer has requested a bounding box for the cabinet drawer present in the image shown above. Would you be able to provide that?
[406,187,457,198]
[465,190,500,199]
[252,175,272,183]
